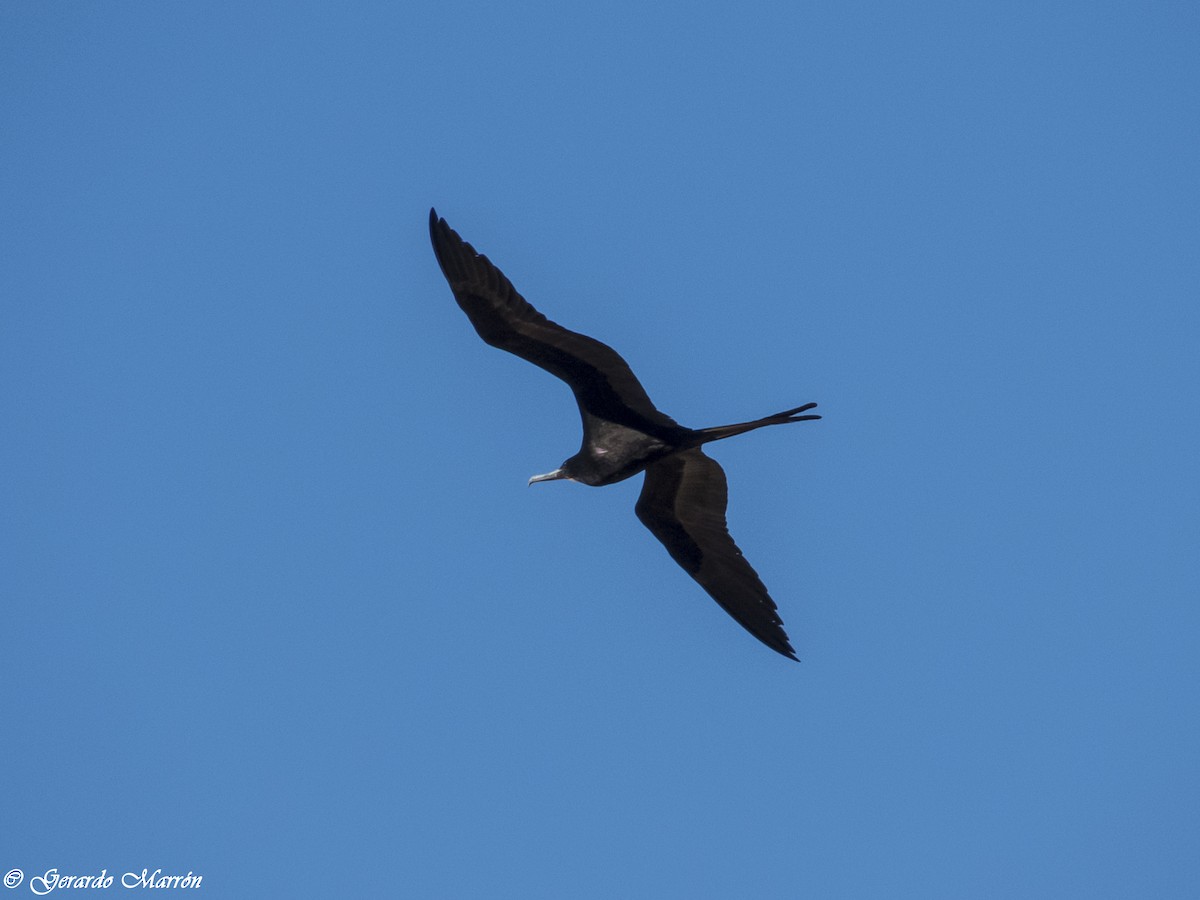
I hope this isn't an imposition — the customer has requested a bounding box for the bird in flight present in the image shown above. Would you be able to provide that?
[429,209,820,660]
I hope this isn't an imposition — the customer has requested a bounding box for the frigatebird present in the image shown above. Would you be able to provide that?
[429,209,820,660]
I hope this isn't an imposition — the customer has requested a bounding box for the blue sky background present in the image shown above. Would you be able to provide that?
[3,2,1198,897]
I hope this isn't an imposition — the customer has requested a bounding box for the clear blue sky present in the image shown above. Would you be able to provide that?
[3,2,1198,897]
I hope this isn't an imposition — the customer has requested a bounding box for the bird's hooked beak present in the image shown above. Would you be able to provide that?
[528,468,569,486]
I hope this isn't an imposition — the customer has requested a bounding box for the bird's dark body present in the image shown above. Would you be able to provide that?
[565,427,677,487]
[429,208,820,660]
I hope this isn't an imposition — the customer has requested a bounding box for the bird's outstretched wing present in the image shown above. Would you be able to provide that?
[429,209,679,433]
[635,449,798,660]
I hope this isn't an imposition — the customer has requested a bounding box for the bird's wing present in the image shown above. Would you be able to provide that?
[635,449,798,660]
[430,209,679,433]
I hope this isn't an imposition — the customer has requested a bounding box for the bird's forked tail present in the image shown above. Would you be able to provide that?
[691,402,821,445]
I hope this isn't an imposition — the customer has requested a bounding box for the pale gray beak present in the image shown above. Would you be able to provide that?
[528,468,567,486]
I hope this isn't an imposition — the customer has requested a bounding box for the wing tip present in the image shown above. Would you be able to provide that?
[770,636,800,662]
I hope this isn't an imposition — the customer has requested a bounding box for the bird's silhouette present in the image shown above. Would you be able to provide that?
[429,208,820,660]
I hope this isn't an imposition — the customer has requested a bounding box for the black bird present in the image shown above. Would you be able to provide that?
[429,209,820,660]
